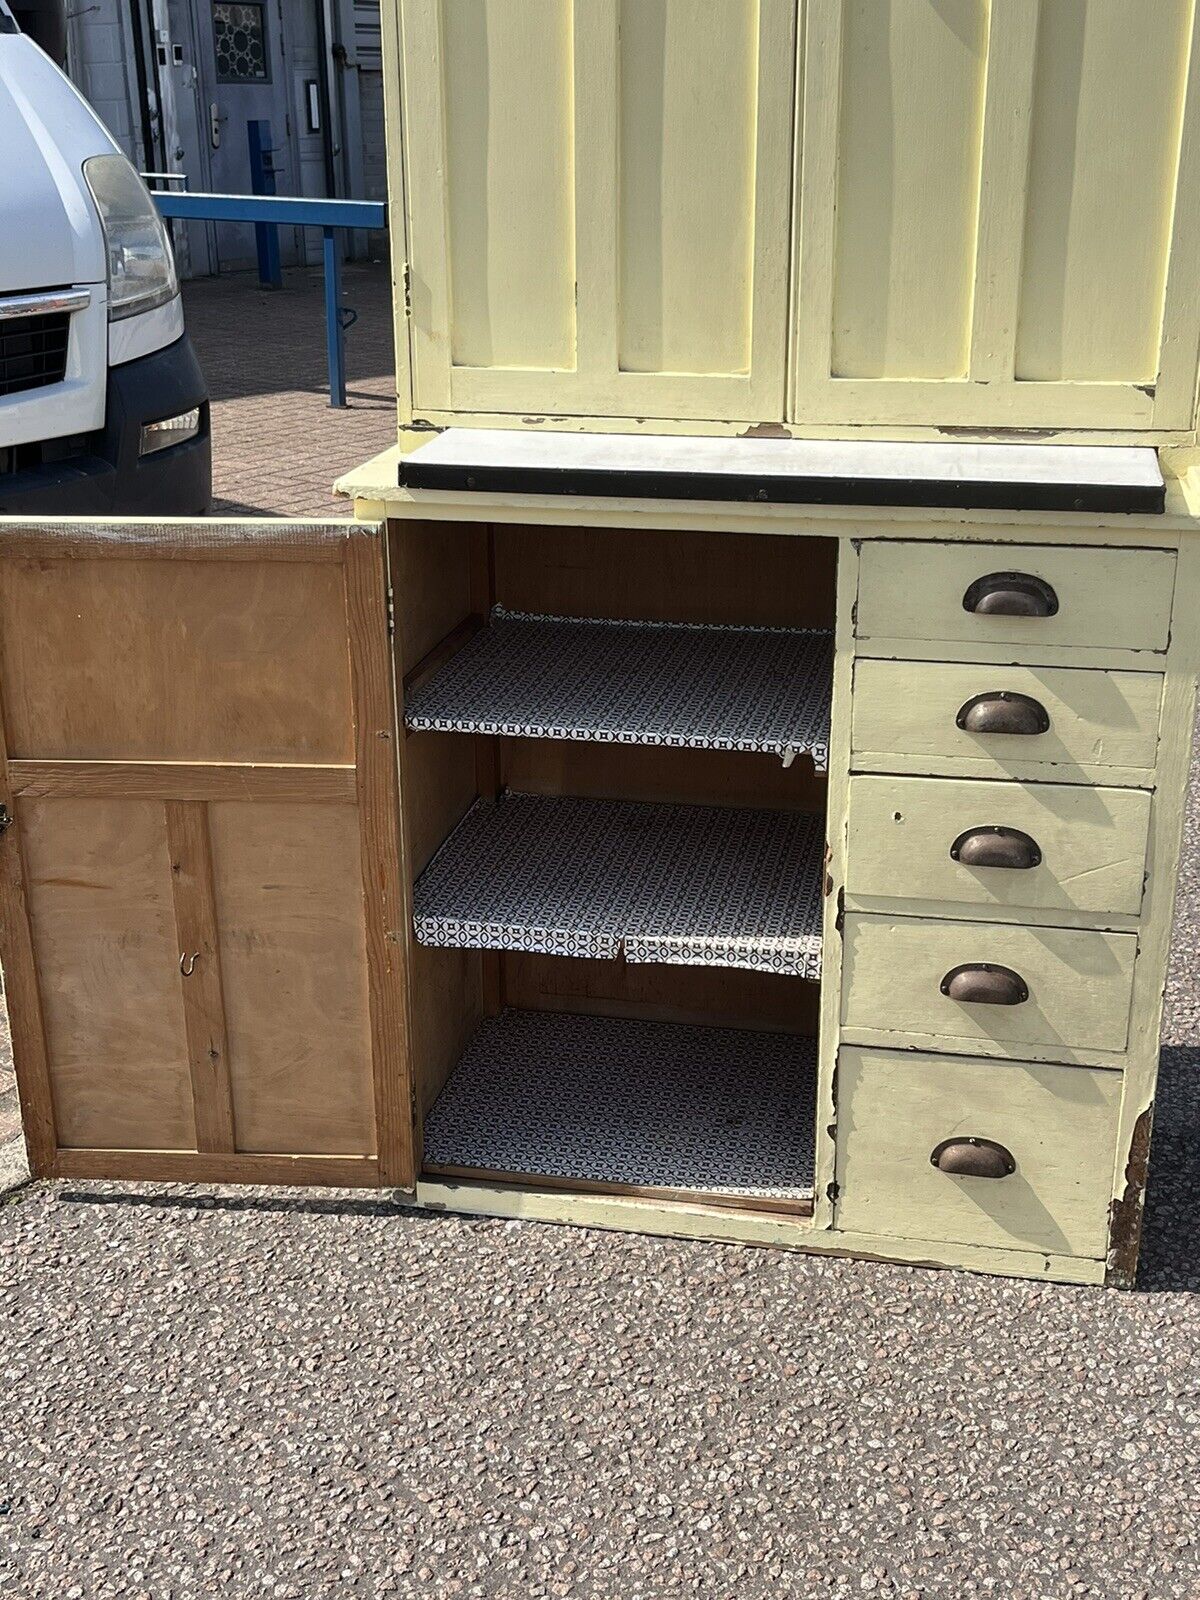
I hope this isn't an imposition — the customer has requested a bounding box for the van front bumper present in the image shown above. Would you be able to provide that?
[0,333,211,516]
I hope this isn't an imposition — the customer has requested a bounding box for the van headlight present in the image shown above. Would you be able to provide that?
[83,154,179,321]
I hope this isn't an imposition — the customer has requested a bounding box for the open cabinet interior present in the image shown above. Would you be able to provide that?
[392,520,837,1216]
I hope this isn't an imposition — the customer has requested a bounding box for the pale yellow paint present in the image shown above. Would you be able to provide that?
[845,773,1151,918]
[850,658,1164,783]
[790,0,1200,433]
[415,1176,1106,1286]
[618,0,758,376]
[855,540,1177,653]
[829,0,988,381]
[441,0,576,371]
[1016,0,1193,385]
[387,0,1200,440]
[835,1048,1123,1258]
[1104,529,1200,1279]
[397,0,796,421]
[811,537,858,1229]
[841,914,1137,1057]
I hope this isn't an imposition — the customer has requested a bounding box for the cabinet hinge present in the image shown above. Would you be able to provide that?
[402,263,412,318]
[0,804,10,835]
[385,585,396,640]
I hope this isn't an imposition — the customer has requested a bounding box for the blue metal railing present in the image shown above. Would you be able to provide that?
[151,191,388,408]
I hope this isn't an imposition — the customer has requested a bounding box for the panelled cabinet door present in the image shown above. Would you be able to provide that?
[0,520,414,1189]
[398,0,797,422]
[791,0,1200,432]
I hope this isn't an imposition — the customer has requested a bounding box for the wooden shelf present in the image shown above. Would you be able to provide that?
[422,1008,817,1209]
[405,608,832,770]
[413,791,824,977]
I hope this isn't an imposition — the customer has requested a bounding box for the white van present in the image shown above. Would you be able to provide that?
[0,1,210,512]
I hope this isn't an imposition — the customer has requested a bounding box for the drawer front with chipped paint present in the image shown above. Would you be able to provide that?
[851,659,1163,781]
[855,541,1175,653]
[841,914,1137,1056]
[835,1048,1122,1257]
[845,774,1151,919]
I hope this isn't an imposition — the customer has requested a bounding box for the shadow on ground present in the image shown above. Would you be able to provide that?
[1138,1045,1200,1291]
[36,1041,1200,1295]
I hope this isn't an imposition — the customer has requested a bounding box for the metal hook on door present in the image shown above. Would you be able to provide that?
[180,951,200,977]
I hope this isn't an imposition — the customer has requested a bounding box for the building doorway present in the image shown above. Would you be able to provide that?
[146,0,339,274]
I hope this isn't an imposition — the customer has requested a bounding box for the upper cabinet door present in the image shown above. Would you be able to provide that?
[399,0,798,423]
[791,0,1200,433]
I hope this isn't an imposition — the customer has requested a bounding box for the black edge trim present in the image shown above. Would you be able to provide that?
[398,461,1165,516]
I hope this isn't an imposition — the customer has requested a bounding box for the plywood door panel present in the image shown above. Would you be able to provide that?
[0,520,414,1188]
[791,0,1200,432]
[400,0,797,421]
[20,798,196,1151]
[209,802,377,1156]
[0,557,354,762]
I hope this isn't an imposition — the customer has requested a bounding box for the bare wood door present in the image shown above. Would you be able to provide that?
[0,520,414,1189]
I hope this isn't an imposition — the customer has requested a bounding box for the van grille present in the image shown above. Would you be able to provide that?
[0,312,70,397]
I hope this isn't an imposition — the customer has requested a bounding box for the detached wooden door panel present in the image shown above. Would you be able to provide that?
[399,0,797,422]
[0,520,413,1189]
[791,0,1200,431]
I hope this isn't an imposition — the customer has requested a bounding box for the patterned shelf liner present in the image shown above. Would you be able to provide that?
[413,791,824,978]
[405,607,833,770]
[422,1008,817,1201]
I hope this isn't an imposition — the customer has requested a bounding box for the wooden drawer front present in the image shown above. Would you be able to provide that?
[855,541,1175,653]
[846,774,1151,918]
[852,659,1163,779]
[835,1048,1122,1258]
[842,915,1137,1055]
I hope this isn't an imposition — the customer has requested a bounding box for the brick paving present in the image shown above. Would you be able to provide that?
[186,261,397,518]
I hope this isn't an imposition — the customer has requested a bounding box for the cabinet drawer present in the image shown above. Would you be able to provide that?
[842,914,1137,1055]
[846,774,1151,918]
[852,659,1163,779]
[835,1048,1122,1257]
[855,541,1175,652]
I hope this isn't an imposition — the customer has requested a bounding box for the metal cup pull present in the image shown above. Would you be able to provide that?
[956,690,1050,737]
[930,1137,1016,1179]
[950,825,1041,870]
[962,571,1059,617]
[940,962,1029,1006]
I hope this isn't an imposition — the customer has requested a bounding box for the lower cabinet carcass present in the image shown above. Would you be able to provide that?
[4,476,1198,1288]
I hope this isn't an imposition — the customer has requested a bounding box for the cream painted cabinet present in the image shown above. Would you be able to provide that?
[791,0,1200,431]
[396,0,797,423]
[388,0,1200,441]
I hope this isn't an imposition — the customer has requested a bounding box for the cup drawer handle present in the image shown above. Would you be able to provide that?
[931,1137,1016,1179]
[956,690,1050,736]
[963,571,1059,617]
[950,825,1042,870]
[940,962,1029,1006]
